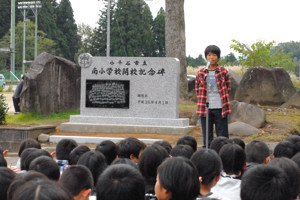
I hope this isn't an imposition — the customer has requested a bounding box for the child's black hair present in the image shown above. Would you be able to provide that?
[153,140,172,154]
[210,136,230,154]
[0,167,16,200]
[170,144,194,159]
[219,143,246,176]
[111,158,138,169]
[29,156,60,181]
[285,135,300,153]
[138,144,169,193]
[269,157,300,199]
[228,138,245,150]
[21,148,52,171]
[18,138,41,157]
[95,140,117,165]
[55,138,78,160]
[0,154,7,167]
[204,45,221,59]
[241,165,291,200]
[292,152,300,168]
[96,164,145,200]
[68,145,90,165]
[245,140,270,164]
[77,151,107,186]
[157,157,200,200]
[11,179,72,200]
[176,135,197,152]
[273,140,295,158]
[117,137,146,159]
[60,165,94,197]
[190,149,222,185]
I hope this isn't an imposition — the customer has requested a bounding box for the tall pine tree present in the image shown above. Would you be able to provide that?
[152,7,165,57]
[55,0,80,61]
[110,0,153,56]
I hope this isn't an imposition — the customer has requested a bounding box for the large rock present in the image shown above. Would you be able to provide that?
[228,69,241,100]
[21,52,81,115]
[229,121,258,136]
[235,67,297,105]
[228,100,265,128]
[281,90,300,108]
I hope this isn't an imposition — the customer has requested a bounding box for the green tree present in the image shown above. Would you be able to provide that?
[75,23,95,62]
[219,52,238,66]
[0,20,56,72]
[187,54,206,67]
[152,7,165,57]
[230,39,292,70]
[55,0,80,61]
[110,0,153,56]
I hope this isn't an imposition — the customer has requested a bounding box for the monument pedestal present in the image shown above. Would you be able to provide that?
[60,115,194,134]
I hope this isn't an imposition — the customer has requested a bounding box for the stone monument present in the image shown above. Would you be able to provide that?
[60,54,194,134]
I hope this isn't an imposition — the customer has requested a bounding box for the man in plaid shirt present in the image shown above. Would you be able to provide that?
[195,45,231,148]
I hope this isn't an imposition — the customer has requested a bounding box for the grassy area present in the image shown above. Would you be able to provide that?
[6,111,79,125]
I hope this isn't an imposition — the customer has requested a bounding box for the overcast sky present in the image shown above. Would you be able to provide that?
[69,0,300,58]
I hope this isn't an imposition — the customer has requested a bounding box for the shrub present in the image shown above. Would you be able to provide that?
[0,94,9,124]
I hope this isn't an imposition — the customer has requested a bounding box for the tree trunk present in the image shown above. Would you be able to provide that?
[165,0,188,99]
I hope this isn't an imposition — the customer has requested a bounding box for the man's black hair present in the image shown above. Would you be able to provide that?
[29,156,60,181]
[18,138,41,157]
[210,136,229,154]
[117,137,146,159]
[191,149,222,185]
[11,179,72,200]
[269,157,300,199]
[170,144,194,159]
[204,45,221,59]
[56,138,78,160]
[228,137,245,150]
[77,151,107,186]
[241,165,291,200]
[219,143,246,176]
[157,157,200,200]
[60,165,94,197]
[138,144,169,193]
[176,135,197,152]
[0,167,16,200]
[274,140,295,158]
[96,164,145,200]
[95,140,117,165]
[245,140,270,163]
[153,140,172,154]
[68,145,90,165]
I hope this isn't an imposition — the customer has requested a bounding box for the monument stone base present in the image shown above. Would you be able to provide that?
[60,115,194,135]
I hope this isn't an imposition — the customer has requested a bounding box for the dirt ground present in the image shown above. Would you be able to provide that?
[3,92,300,146]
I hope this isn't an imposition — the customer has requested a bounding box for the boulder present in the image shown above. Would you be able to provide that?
[229,121,258,136]
[235,67,297,105]
[281,90,300,108]
[21,52,81,115]
[228,69,241,100]
[228,100,265,128]
[38,133,50,143]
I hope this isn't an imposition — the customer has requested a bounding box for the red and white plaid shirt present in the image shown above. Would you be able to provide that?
[195,65,231,117]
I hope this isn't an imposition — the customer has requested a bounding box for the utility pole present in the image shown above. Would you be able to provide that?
[30,1,42,59]
[10,0,16,85]
[106,0,111,57]
[18,1,42,75]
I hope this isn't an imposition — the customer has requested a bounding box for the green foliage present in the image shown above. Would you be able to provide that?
[152,7,165,57]
[0,94,8,125]
[219,52,238,66]
[187,54,206,67]
[0,20,56,72]
[55,0,80,61]
[6,110,80,125]
[230,39,292,70]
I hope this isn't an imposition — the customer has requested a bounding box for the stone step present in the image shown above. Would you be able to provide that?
[49,135,162,145]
